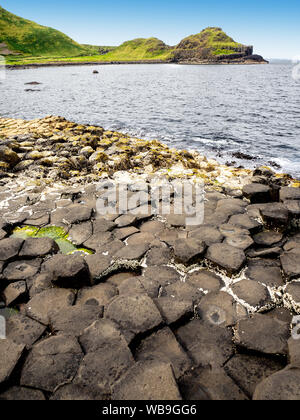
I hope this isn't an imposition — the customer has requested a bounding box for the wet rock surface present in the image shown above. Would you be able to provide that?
[0,117,299,400]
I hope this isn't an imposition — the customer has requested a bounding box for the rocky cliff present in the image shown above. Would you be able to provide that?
[171,27,267,64]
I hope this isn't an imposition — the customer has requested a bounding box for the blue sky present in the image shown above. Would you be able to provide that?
[1,0,299,58]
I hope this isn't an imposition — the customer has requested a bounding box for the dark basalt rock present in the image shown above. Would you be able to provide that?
[253,167,275,178]
[219,223,250,237]
[68,221,93,245]
[3,281,27,306]
[140,220,165,234]
[106,271,140,288]
[135,327,192,379]
[112,361,182,401]
[224,234,254,250]
[145,247,172,266]
[166,214,187,228]
[284,200,300,217]
[126,232,155,246]
[79,319,129,354]
[245,265,284,287]
[247,246,282,258]
[28,272,53,297]
[228,214,262,234]
[285,282,300,304]
[196,291,247,327]
[280,250,300,280]
[280,187,300,202]
[0,237,24,261]
[24,212,50,227]
[260,203,289,228]
[25,288,75,325]
[253,367,300,400]
[215,198,247,217]
[115,214,137,228]
[77,283,118,307]
[231,279,271,308]
[74,346,134,394]
[153,297,193,325]
[6,313,46,350]
[283,234,300,252]
[51,204,93,225]
[179,367,248,401]
[243,183,271,204]
[0,339,25,385]
[161,281,203,305]
[288,338,300,368]
[206,243,246,274]
[189,225,224,246]
[20,335,83,393]
[224,354,284,399]
[158,229,180,246]
[105,294,163,343]
[253,231,284,247]
[83,231,113,251]
[93,218,116,233]
[117,277,146,296]
[95,239,125,257]
[3,259,41,282]
[0,386,45,401]
[50,384,106,401]
[143,266,181,288]
[265,307,293,324]
[85,254,111,283]
[114,243,149,260]
[42,254,91,288]
[49,305,103,336]
[19,237,59,257]
[173,238,206,264]
[114,226,140,240]
[186,270,224,293]
[232,152,255,161]
[175,319,234,368]
[234,313,290,356]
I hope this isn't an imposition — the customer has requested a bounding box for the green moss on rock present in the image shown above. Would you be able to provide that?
[11,225,93,255]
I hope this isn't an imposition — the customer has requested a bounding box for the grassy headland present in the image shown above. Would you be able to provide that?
[0,6,263,66]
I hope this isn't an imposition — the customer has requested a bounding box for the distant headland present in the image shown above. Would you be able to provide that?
[0,6,268,67]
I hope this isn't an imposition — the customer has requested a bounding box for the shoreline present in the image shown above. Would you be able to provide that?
[0,115,297,187]
[4,58,268,70]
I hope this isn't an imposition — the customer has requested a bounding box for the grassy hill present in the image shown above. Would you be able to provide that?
[0,6,258,66]
[0,5,91,57]
[95,38,172,61]
[173,27,252,61]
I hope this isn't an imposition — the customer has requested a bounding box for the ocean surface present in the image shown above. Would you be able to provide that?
[0,63,299,177]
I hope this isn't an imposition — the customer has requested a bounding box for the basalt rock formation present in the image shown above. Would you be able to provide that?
[0,117,299,400]
[172,27,268,64]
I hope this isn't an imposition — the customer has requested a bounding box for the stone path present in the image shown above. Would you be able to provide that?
[0,117,300,400]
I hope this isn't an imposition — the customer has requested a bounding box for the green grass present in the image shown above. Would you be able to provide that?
[0,5,92,56]
[0,6,252,65]
[214,49,240,56]
[175,27,246,57]
[12,226,93,255]
[5,38,173,66]
[93,38,173,61]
